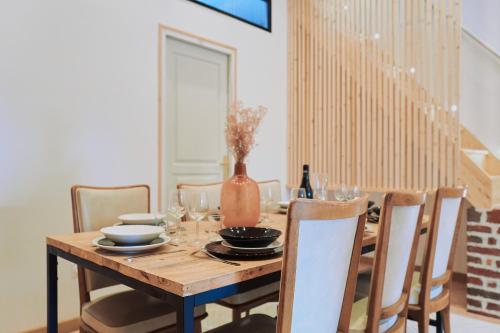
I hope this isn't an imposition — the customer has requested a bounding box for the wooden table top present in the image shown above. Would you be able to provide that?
[46,214,428,297]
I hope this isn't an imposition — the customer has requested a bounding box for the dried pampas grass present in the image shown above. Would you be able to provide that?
[225,102,267,163]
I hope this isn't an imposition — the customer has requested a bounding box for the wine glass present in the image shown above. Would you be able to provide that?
[206,213,225,242]
[313,173,328,200]
[334,184,348,201]
[290,188,306,200]
[260,187,273,224]
[187,191,209,247]
[166,189,186,244]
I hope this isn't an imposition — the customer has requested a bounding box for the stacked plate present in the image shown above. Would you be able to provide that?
[93,225,169,253]
[278,201,289,214]
[205,227,283,259]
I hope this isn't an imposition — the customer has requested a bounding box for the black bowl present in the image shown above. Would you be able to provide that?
[219,227,282,248]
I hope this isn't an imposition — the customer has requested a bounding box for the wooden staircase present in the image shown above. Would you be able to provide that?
[460,126,500,209]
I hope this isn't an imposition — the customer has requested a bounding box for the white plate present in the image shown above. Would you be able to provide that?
[278,201,289,208]
[92,235,170,253]
[100,225,164,245]
[221,240,283,252]
[118,213,166,225]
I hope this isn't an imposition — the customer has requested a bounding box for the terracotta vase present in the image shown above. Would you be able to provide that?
[220,162,260,227]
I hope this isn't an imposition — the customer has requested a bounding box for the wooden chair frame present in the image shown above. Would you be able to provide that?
[276,196,368,333]
[408,187,467,333]
[71,184,205,333]
[365,192,426,333]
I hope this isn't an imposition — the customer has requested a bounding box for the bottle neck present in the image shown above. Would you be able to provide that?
[234,162,247,176]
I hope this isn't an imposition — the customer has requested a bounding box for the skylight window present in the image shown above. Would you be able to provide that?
[189,0,271,32]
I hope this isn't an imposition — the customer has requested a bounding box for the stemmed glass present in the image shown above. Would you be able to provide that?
[334,184,349,201]
[260,187,274,224]
[290,188,306,200]
[313,173,328,200]
[334,184,362,201]
[166,190,186,245]
[187,191,209,247]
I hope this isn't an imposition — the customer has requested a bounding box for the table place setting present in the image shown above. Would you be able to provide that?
[200,227,284,262]
[92,222,171,254]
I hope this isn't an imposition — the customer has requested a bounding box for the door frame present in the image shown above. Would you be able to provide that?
[157,24,237,210]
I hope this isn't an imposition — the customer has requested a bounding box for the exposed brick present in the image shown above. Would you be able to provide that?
[467,287,500,301]
[498,227,500,234]
[488,282,497,289]
[468,207,482,222]
[468,266,500,279]
[467,225,492,233]
[488,237,497,245]
[467,276,483,286]
[467,245,500,257]
[497,260,500,269]
[467,255,482,264]
[467,298,482,308]
[487,210,500,223]
[487,302,500,312]
[468,235,483,244]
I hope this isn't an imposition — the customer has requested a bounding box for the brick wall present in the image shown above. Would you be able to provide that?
[466,205,500,318]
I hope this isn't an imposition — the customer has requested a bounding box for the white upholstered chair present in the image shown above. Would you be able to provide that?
[207,196,369,333]
[350,191,426,333]
[177,180,284,320]
[408,187,466,333]
[71,185,206,333]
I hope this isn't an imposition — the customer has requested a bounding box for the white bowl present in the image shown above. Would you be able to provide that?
[100,225,164,245]
[118,213,165,225]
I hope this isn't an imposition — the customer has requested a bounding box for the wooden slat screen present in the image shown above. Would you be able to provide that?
[288,0,461,191]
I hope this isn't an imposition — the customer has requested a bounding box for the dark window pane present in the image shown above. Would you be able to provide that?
[190,0,271,31]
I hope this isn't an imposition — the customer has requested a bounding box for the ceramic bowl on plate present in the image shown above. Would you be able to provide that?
[100,225,164,245]
[92,235,169,253]
[118,213,165,225]
[219,227,282,248]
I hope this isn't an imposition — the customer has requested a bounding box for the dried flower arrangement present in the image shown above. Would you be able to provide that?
[225,102,267,163]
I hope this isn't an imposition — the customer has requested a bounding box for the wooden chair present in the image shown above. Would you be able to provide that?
[206,196,369,333]
[71,185,206,333]
[176,182,223,216]
[177,180,284,321]
[350,191,426,333]
[407,187,467,333]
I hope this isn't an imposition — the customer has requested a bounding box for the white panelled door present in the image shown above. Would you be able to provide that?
[164,37,229,196]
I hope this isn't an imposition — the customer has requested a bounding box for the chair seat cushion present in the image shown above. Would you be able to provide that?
[82,290,205,333]
[206,314,276,333]
[349,297,398,333]
[220,281,280,306]
[409,272,444,304]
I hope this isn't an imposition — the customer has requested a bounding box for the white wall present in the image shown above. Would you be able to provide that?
[462,0,500,54]
[0,0,287,331]
[460,31,500,158]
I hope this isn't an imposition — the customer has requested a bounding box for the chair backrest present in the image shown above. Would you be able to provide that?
[71,184,150,305]
[366,191,426,333]
[258,179,282,201]
[419,187,466,305]
[177,182,222,213]
[277,196,368,333]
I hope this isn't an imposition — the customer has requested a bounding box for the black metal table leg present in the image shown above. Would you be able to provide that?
[47,248,58,333]
[435,311,443,333]
[177,296,195,333]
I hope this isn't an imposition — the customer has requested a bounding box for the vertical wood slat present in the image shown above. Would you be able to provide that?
[287,0,460,192]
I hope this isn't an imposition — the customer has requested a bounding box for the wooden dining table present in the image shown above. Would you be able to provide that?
[46,213,429,333]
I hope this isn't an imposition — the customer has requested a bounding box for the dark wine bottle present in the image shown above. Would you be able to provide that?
[299,164,314,199]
